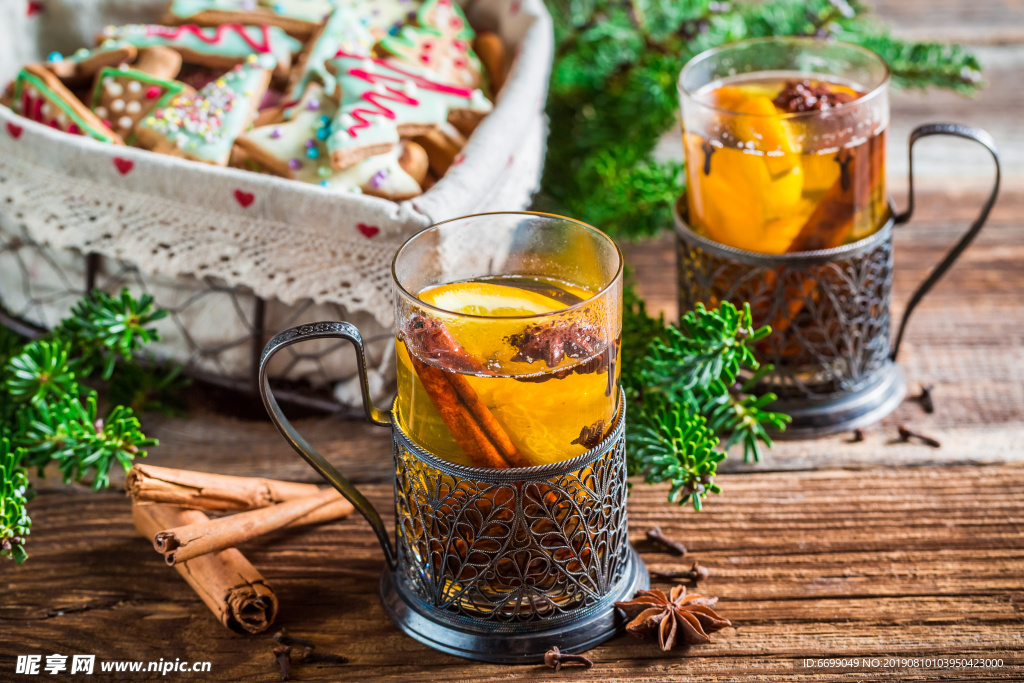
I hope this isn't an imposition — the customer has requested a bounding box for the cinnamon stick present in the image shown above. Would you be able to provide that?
[786,131,886,253]
[126,464,322,511]
[154,488,352,565]
[133,504,278,634]
[403,314,530,468]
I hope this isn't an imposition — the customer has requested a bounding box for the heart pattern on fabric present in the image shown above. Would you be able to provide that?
[357,223,380,238]
[26,1,43,16]
[113,157,134,175]
[233,189,255,208]
[6,122,24,139]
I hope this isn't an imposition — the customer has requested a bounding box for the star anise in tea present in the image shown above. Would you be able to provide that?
[615,586,731,651]
[508,320,600,367]
[772,78,858,113]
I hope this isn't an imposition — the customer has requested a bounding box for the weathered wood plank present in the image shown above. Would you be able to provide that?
[3,464,1022,681]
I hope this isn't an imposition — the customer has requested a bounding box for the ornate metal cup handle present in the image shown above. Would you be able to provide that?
[258,321,397,570]
[891,123,1001,359]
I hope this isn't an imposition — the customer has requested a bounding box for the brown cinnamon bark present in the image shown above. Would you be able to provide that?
[153,488,352,565]
[133,504,278,634]
[786,132,886,253]
[126,464,321,511]
[404,314,530,469]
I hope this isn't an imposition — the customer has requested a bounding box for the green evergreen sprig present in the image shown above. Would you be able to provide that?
[540,0,984,239]
[1,288,166,563]
[622,286,791,508]
[1,438,31,564]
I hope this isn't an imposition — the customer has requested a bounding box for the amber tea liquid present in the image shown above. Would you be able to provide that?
[684,72,888,254]
[396,275,620,468]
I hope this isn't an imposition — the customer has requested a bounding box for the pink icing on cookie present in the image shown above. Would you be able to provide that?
[335,52,474,138]
[145,24,275,53]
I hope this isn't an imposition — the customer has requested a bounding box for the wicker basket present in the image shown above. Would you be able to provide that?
[0,0,552,409]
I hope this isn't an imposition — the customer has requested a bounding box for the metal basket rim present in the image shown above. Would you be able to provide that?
[390,386,626,483]
[673,195,897,266]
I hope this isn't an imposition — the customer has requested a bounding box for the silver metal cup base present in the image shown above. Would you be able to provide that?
[770,361,906,439]
[379,548,649,663]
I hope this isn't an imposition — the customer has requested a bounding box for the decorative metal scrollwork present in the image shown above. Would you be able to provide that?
[676,215,895,400]
[391,401,629,629]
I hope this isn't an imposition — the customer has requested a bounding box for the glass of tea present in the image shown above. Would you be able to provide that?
[258,213,646,661]
[679,38,890,254]
[392,212,622,468]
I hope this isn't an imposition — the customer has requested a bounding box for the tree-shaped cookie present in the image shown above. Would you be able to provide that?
[11,65,123,144]
[135,54,273,165]
[91,67,190,143]
[325,53,491,169]
[236,84,424,198]
[376,0,483,88]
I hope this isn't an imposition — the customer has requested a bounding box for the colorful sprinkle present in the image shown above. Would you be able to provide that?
[370,169,388,187]
[145,86,161,99]
[317,166,332,178]
[306,147,320,159]
[306,98,320,111]
[288,158,302,170]
[270,127,282,138]
[46,52,63,62]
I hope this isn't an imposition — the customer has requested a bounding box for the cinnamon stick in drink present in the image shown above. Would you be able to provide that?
[126,464,322,511]
[153,488,352,565]
[403,314,530,469]
[786,132,886,253]
[133,504,278,634]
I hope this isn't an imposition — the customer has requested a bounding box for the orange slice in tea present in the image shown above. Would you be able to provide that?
[419,282,566,317]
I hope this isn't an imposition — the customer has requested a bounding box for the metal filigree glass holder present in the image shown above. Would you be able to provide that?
[675,123,1000,437]
[259,322,647,663]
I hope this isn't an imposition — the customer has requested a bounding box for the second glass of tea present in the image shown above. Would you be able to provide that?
[393,212,623,468]
[679,38,890,254]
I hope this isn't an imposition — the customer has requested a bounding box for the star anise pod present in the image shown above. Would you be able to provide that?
[508,320,600,367]
[615,586,731,651]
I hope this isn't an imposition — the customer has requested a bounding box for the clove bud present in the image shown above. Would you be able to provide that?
[544,646,593,671]
[647,526,687,556]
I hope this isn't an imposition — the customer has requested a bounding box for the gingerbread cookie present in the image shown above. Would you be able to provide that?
[11,65,123,144]
[376,0,482,88]
[325,53,491,169]
[91,66,191,143]
[236,84,424,198]
[43,41,138,87]
[135,53,273,164]
[282,5,377,118]
[473,31,506,96]
[413,122,465,176]
[133,46,185,80]
[163,0,335,40]
[96,24,303,78]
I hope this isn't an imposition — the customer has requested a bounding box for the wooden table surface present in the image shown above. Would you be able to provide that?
[4,2,1023,681]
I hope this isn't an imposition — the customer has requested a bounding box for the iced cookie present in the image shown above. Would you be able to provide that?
[281,5,377,118]
[135,54,273,164]
[96,24,303,78]
[133,46,185,80]
[235,84,423,199]
[43,41,138,86]
[473,31,506,96]
[90,66,191,143]
[11,65,123,144]
[376,0,482,88]
[325,53,491,169]
[163,0,335,40]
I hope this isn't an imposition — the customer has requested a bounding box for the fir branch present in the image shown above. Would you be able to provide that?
[57,289,168,379]
[622,289,791,507]
[0,437,31,564]
[5,339,78,405]
[1,288,169,562]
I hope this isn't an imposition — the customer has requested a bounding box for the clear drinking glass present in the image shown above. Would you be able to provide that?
[679,38,890,254]
[392,212,623,468]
